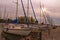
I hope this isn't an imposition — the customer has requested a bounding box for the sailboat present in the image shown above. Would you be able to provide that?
[2,0,56,40]
[2,0,31,40]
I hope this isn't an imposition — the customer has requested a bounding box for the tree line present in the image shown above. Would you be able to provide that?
[0,16,35,24]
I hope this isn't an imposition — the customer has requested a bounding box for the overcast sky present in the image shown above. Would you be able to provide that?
[0,0,60,25]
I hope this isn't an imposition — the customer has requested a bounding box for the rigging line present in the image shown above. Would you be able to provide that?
[42,5,52,25]
[30,0,38,22]
[40,0,48,24]
[40,1,46,24]
[40,1,42,23]
[42,4,48,24]
[43,0,53,25]
[43,11,48,24]
[45,13,53,25]
[42,0,53,25]
[21,0,28,24]
[42,4,50,24]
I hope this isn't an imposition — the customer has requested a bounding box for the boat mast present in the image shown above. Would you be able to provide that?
[16,0,18,19]
[39,1,42,24]
[4,6,6,20]
[3,0,7,20]
[4,0,8,25]
[21,0,29,25]
[27,0,29,17]
[30,0,38,24]
[0,12,1,19]
[5,0,8,24]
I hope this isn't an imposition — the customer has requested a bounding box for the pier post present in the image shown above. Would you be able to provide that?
[38,31,42,40]
[0,24,4,40]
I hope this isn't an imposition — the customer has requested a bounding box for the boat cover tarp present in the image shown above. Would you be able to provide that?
[11,19,18,24]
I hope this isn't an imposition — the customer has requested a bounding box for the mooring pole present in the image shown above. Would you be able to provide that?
[38,32,42,40]
[38,28,42,40]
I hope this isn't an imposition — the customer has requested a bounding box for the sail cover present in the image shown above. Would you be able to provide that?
[11,18,18,24]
